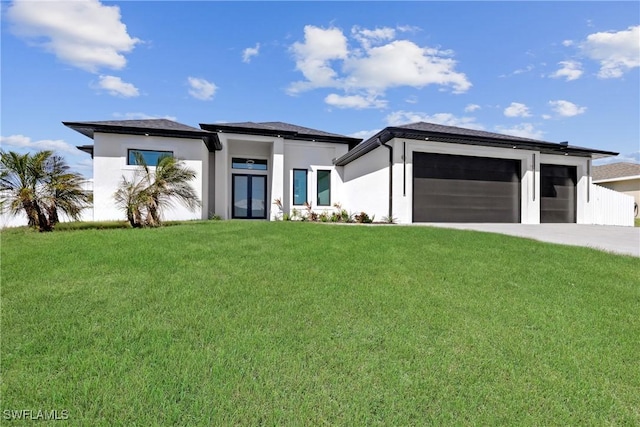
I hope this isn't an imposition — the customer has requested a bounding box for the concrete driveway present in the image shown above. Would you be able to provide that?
[417,223,640,257]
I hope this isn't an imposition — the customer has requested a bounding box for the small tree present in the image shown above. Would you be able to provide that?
[0,150,92,231]
[114,153,200,228]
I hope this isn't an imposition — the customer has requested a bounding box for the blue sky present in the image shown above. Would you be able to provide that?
[2,1,639,177]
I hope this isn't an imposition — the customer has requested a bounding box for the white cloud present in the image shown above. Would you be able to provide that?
[352,26,396,49]
[549,100,587,117]
[288,26,349,94]
[0,134,78,155]
[504,102,532,118]
[562,40,574,47]
[495,123,544,140]
[385,111,484,130]
[405,95,419,104]
[112,112,177,121]
[187,77,217,101]
[342,40,470,93]
[349,129,380,141]
[325,93,387,109]
[464,103,481,113]
[594,152,640,165]
[396,25,421,34]
[513,65,534,75]
[500,64,534,78]
[549,60,583,81]
[95,75,139,97]
[242,43,260,63]
[72,158,94,172]
[7,0,140,72]
[580,25,640,78]
[288,25,471,108]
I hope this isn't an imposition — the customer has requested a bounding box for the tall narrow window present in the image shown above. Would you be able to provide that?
[293,169,307,205]
[317,170,331,206]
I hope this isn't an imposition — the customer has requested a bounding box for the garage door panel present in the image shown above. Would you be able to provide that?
[540,164,576,223]
[420,207,520,223]
[413,152,521,223]
[415,181,519,209]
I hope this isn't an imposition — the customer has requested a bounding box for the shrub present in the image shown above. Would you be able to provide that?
[355,212,374,224]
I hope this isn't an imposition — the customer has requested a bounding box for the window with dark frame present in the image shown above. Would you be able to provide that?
[293,169,307,205]
[317,170,331,206]
[127,149,173,166]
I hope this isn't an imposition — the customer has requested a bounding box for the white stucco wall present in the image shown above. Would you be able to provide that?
[283,141,349,215]
[93,132,208,222]
[341,145,390,220]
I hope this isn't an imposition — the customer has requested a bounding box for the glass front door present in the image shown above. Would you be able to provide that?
[232,174,267,219]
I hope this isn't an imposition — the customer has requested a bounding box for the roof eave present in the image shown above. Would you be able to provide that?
[201,123,360,146]
[334,127,619,165]
[76,145,94,158]
[63,121,219,151]
[593,175,640,183]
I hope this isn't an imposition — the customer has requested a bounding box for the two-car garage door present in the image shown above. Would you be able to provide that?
[412,152,577,223]
[413,152,521,223]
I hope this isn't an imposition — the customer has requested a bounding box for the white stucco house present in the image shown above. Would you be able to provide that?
[61,118,634,226]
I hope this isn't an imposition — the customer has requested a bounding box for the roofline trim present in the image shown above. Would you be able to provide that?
[200,123,361,145]
[334,127,618,166]
[593,175,640,183]
[63,121,211,138]
[63,121,221,152]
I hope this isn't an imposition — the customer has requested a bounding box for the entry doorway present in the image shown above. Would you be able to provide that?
[232,174,267,219]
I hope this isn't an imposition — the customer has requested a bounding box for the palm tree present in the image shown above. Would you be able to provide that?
[41,154,93,226]
[113,174,148,228]
[0,150,92,231]
[114,153,200,227]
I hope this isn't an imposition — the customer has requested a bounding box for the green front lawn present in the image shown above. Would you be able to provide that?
[2,221,639,425]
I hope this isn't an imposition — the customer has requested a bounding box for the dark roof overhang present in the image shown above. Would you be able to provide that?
[77,145,94,158]
[334,127,618,166]
[200,123,361,149]
[63,121,221,152]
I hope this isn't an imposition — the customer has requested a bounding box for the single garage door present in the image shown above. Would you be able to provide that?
[540,164,576,223]
[413,152,521,222]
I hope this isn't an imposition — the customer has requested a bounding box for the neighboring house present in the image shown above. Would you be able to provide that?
[61,118,634,226]
[593,162,640,212]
